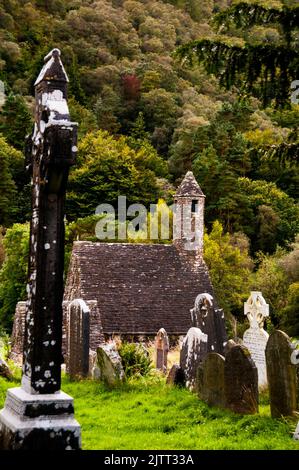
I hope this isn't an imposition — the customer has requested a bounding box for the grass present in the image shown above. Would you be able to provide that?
[1,370,298,450]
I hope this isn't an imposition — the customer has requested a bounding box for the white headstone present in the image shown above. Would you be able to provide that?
[243,291,269,388]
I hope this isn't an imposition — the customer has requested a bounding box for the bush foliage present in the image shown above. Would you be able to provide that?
[118,342,152,378]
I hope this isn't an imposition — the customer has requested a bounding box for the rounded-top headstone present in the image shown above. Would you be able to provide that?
[180,327,208,390]
[224,344,259,414]
[155,328,169,372]
[265,330,298,418]
[201,353,225,408]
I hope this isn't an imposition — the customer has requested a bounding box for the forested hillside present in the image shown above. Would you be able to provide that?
[0,0,298,336]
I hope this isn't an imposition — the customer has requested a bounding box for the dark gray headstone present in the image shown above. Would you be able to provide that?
[201,353,225,408]
[166,364,185,386]
[195,362,204,398]
[155,328,169,372]
[190,293,227,355]
[265,330,298,418]
[224,345,258,414]
[180,327,208,390]
[66,299,90,379]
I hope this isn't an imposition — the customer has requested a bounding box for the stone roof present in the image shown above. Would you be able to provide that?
[175,171,205,198]
[35,48,69,86]
[64,241,215,336]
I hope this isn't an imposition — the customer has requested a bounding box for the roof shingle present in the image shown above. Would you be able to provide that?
[64,241,215,335]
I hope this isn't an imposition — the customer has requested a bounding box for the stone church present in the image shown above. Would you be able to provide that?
[11,171,225,359]
[62,171,223,345]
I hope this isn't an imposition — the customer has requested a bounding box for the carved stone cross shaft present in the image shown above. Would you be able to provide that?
[0,49,81,450]
[22,48,77,394]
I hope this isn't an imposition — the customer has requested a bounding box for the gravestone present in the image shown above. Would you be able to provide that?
[166,364,185,386]
[96,342,125,386]
[0,49,81,450]
[180,327,208,390]
[224,339,237,356]
[224,345,258,414]
[10,301,27,363]
[155,328,169,372]
[266,330,298,418]
[66,299,90,379]
[190,293,227,355]
[201,353,225,408]
[243,292,269,388]
[195,362,204,397]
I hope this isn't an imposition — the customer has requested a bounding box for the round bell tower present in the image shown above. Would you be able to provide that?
[173,171,205,260]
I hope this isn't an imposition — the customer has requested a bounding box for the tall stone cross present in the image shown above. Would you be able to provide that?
[0,49,81,450]
[244,291,269,330]
[243,291,269,388]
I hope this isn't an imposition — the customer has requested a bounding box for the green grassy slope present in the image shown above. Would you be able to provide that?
[1,374,298,450]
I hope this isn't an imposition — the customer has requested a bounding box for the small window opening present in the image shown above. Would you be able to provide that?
[191,200,198,213]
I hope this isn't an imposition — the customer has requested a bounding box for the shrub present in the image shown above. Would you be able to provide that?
[0,327,11,360]
[118,342,152,378]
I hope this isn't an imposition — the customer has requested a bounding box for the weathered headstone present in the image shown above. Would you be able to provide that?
[243,292,269,388]
[155,328,169,372]
[96,342,125,386]
[180,327,208,390]
[166,364,185,386]
[10,301,27,363]
[266,330,298,418]
[190,293,227,355]
[195,362,204,397]
[201,353,225,408]
[66,299,90,379]
[223,339,237,356]
[224,345,258,414]
[89,349,99,379]
[0,49,81,450]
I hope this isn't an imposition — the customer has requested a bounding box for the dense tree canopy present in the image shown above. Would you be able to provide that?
[177,1,299,106]
[66,130,169,220]
[0,0,298,335]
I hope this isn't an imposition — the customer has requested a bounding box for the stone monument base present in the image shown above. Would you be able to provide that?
[0,387,81,450]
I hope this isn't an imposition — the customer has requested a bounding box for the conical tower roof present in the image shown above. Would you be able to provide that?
[34,48,69,86]
[175,171,205,197]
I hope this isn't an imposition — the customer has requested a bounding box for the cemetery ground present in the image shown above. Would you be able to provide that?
[0,367,298,450]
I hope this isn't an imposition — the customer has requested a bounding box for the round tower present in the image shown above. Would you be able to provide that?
[173,171,205,260]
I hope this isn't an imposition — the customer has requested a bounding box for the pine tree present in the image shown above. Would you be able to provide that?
[177,1,299,164]
[0,136,17,227]
[0,94,32,151]
[177,1,299,107]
